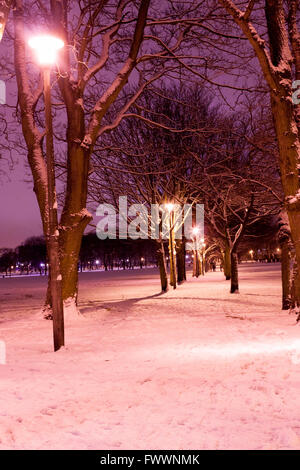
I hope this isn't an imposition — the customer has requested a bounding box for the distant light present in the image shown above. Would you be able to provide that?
[249,250,253,254]
[200,237,204,243]
[40,262,45,268]
[192,227,199,236]
[95,260,100,265]
[141,257,144,261]
[165,203,174,213]
[28,35,64,66]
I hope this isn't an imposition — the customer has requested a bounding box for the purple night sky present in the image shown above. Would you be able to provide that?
[0,161,42,248]
[0,44,42,248]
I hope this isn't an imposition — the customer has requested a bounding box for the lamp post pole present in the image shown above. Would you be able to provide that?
[192,238,198,278]
[43,66,64,351]
[201,242,206,275]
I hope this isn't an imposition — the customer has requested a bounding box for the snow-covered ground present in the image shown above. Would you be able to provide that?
[1,263,300,450]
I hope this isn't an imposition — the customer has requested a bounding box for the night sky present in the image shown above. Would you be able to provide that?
[0,41,42,248]
[0,160,42,248]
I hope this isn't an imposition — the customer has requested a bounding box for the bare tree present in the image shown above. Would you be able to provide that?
[185,109,281,293]
[12,0,201,314]
[212,0,300,309]
[89,85,216,291]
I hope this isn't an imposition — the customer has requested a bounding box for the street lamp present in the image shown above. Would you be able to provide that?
[29,34,64,352]
[28,35,64,66]
[166,203,176,288]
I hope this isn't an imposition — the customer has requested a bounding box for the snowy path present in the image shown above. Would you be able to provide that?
[1,263,300,450]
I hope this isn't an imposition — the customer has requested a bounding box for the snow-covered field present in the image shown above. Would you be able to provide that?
[1,263,300,450]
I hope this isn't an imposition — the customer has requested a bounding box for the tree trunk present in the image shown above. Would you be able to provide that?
[59,223,87,303]
[176,239,186,284]
[270,95,300,308]
[230,251,239,293]
[224,240,231,280]
[290,257,300,315]
[156,239,168,292]
[192,249,200,277]
[43,115,91,316]
[169,219,177,289]
[280,238,291,310]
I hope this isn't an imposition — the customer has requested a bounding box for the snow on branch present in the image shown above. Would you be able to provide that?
[217,0,278,90]
[83,0,151,148]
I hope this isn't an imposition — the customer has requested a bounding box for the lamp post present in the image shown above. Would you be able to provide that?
[29,35,64,352]
[166,203,176,289]
[201,240,206,275]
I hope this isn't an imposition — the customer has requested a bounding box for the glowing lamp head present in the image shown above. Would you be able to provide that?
[249,250,253,255]
[28,35,64,66]
[165,203,174,213]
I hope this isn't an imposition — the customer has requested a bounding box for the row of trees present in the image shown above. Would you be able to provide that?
[0,234,158,274]
[90,85,281,294]
[0,1,299,319]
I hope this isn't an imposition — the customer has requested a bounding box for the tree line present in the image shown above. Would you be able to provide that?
[0,0,299,318]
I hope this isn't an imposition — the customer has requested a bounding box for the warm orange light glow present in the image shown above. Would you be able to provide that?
[165,203,174,213]
[28,35,64,66]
